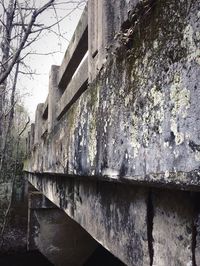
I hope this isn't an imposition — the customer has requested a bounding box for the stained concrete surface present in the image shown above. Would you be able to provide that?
[24,0,200,265]
[25,0,200,190]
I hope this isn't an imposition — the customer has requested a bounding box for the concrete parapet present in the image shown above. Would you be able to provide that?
[24,0,200,191]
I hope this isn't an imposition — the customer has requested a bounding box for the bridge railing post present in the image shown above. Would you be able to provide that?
[26,131,31,155]
[34,103,44,145]
[30,123,35,148]
[48,65,60,132]
[88,0,110,82]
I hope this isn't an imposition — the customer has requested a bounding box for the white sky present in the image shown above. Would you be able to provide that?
[16,1,85,120]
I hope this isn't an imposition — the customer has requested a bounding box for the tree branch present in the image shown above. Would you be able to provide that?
[19,116,30,136]
[15,0,26,32]
[0,0,56,85]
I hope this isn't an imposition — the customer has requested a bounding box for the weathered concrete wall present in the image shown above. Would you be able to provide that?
[152,190,194,265]
[24,0,200,265]
[27,173,200,266]
[28,174,149,265]
[25,0,200,190]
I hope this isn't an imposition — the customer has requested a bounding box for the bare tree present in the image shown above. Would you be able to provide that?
[0,0,86,250]
[0,0,85,83]
[0,0,86,171]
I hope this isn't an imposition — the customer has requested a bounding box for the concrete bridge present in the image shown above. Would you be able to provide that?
[24,0,200,265]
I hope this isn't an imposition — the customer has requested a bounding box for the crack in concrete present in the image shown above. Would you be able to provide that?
[191,193,199,266]
[192,218,197,266]
[147,189,154,266]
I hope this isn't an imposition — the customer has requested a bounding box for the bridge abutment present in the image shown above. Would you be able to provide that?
[27,188,98,266]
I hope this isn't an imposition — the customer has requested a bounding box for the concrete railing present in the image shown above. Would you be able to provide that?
[27,5,89,154]
[26,1,113,155]
[57,4,88,120]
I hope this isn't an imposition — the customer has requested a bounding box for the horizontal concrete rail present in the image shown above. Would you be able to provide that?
[58,5,88,91]
[57,55,88,120]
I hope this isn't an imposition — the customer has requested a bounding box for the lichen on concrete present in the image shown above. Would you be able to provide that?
[25,0,200,189]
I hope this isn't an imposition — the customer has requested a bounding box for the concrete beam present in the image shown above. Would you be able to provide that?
[57,56,88,120]
[28,173,198,266]
[152,190,193,265]
[58,5,88,91]
[28,174,150,266]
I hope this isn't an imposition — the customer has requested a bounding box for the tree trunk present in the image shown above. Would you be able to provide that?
[0,0,15,161]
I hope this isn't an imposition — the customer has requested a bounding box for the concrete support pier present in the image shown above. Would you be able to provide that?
[27,189,98,266]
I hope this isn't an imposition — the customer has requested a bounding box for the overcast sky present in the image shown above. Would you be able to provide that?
[16,1,85,120]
